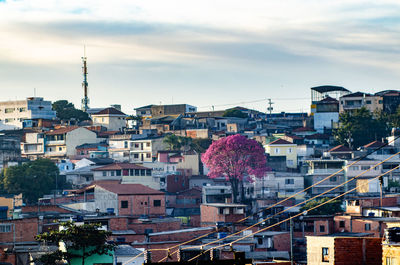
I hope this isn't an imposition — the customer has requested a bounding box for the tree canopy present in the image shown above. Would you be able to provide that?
[201,134,268,203]
[36,221,114,265]
[222,109,248,118]
[333,107,390,149]
[300,197,343,215]
[1,159,61,204]
[52,100,90,122]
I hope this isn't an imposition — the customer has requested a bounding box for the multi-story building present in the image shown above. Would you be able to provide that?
[20,131,45,159]
[91,107,127,132]
[0,133,21,169]
[382,220,400,265]
[339,92,383,113]
[307,234,382,265]
[0,97,56,128]
[108,135,164,163]
[44,126,100,159]
[264,138,297,169]
[304,159,346,196]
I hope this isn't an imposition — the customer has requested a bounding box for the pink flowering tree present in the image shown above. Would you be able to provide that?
[201,134,268,203]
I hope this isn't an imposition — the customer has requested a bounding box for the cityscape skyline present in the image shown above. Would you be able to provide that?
[1,0,400,115]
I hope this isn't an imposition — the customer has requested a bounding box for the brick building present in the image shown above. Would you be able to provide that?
[307,234,381,265]
[200,203,246,226]
[73,181,166,217]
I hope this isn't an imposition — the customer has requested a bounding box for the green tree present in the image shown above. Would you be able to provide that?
[222,108,248,118]
[2,159,59,204]
[333,107,390,149]
[300,198,343,215]
[191,138,212,153]
[36,222,114,265]
[163,134,181,150]
[52,100,90,122]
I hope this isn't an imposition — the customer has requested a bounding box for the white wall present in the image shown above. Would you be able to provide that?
[314,112,339,133]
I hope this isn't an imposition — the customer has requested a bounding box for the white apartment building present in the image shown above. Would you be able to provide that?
[108,135,164,163]
[0,97,56,128]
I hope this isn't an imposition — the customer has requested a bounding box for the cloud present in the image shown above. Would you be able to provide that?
[1,0,400,113]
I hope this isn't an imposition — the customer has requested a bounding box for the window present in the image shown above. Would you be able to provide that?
[219,208,224,214]
[121,201,128,208]
[141,169,146,175]
[0,224,12,233]
[133,154,139,159]
[339,220,345,228]
[350,166,359,171]
[274,148,280,154]
[146,142,150,147]
[102,171,107,177]
[146,153,151,158]
[287,160,294,166]
[134,143,139,148]
[116,170,121,176]
[58,147,62,151]
[330,176,337,182]
[320,225,325,232]
[361,166,370,171]
[154,200,161,207]
[111,171,115,176]
[366,100,371,104]
[146,169,151,176]
[288,148,292,153]
[124,141,128,148]
[365,223,371,231]
[285,179,294,184]
[5,108,14,113]
[322,248,329,262]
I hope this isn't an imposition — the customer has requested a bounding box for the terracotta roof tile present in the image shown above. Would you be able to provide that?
[95,182,164,195]
[93,107,126,116]
[329,145,352,152]
[45,126,79,135]
[364,141,385,148]
[268,138,295,145]
[292,127,316,133]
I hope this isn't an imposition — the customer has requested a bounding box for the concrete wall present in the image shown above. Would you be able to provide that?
[66,128,99,156]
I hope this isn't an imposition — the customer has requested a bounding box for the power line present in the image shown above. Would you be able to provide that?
[186,166,399,262]
[151,134,400,262]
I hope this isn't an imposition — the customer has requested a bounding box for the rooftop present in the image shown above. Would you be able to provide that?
[92,162,150,171]
[268,138,295,145]
[45,126,79,135]
[93,107,126,116]
[93,182,164,195]
[311,85,350,93]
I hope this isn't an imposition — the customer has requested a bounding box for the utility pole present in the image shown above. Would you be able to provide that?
[290,218,294,265]
[267,99,274,116]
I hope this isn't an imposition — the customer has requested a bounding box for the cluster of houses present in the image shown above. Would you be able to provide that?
[0,86,400,264]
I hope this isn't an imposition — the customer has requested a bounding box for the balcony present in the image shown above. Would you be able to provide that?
[308,168,343,175]
[46,140,66,146]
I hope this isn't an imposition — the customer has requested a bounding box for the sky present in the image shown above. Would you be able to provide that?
[0,0,400,115]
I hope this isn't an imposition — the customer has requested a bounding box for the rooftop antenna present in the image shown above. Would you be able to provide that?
[267,98,274,116]
[81,45,90,112]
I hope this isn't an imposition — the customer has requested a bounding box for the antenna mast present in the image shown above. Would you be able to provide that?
[81,46,90,112]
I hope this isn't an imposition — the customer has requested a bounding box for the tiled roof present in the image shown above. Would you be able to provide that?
[329,145,352,152]
[97,182,164,195]
[292,127,316,133]
[92,163,150,171]
[45,126,79,135]
[93,107,126,116]
[268,138,294,145]
[319,96,339,103]
[364,140,385,148]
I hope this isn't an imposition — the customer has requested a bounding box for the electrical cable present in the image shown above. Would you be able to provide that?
[180,153,399,252]
[152,135,400,261]
[186,166,400,262]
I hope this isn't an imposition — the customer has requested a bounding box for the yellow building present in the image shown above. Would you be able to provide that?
[0,193,22,218]
[264,138,297,169]
[383,221,400,265]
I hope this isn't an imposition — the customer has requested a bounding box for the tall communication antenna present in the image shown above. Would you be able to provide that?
[267,98,274,116]
[81,46,90,112]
